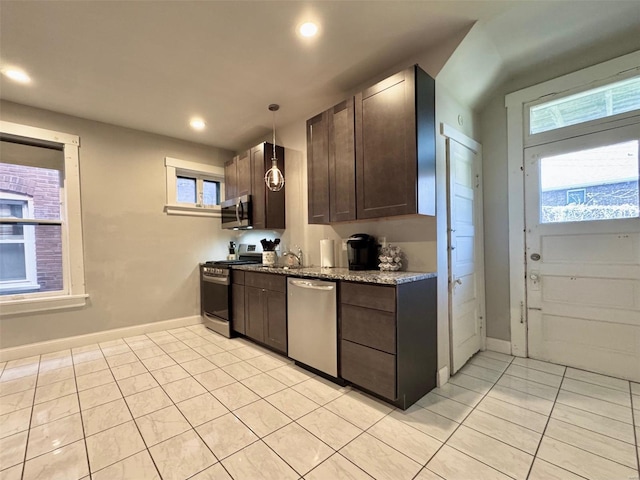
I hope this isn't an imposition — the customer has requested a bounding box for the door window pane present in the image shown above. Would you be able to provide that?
[203,180,219,206]
[530,76,640,135]
[176,176,196,203]
[540,140,639,223]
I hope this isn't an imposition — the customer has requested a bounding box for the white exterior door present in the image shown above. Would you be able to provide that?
[447,134,485,374]
[524,124,640,381]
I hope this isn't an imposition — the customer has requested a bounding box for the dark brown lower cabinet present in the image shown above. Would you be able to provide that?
[231,271,246,335]
[243,272,287,354]
[340,278,437,409]
[341,339,396,400]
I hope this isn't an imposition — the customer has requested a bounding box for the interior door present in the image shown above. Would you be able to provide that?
[447,136,485,374]
[524,124,640,381]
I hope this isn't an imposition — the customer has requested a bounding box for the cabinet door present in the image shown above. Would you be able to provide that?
[355,68,417,219]
[224,157,238,201]
[341,340,396,400]
[231,284,245,334]
[236,150,251,197]
[245,286,264,342]
[250,144,266,230]
[264,290,287,354]
[329,98,356,222]
[307,112,330,224]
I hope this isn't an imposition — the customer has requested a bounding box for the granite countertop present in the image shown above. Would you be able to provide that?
[232,265,436,285]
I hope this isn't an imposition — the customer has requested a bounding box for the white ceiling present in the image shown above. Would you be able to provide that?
[1,1,639,151]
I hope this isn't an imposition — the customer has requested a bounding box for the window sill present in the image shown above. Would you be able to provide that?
[164,204,221,218]
[0,294,89,316]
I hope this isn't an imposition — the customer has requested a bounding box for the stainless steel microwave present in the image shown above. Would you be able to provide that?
[221,195,252,229]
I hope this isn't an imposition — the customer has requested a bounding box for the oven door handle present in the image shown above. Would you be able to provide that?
[203,275,230,286]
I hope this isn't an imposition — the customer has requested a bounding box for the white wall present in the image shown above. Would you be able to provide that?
[0,101,236,348]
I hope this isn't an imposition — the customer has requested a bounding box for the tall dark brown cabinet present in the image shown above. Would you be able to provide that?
[223,142,285,229]
[250,142,286,230]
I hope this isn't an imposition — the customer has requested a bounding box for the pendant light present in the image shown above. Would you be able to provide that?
[265,104,285,192]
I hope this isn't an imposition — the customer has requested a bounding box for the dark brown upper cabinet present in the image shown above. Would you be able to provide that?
[330,99,356,222]
[224,149,250,201]
[306,65,435,224]
[306,98,356,224]
[355,65,435,219]
[306,111,330,224]
[250,142,286,230]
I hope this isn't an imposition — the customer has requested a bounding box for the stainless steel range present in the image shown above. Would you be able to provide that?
[200,252,261,338]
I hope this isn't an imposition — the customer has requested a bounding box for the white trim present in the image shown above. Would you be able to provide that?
[0,315,204,362]
[505,50,640,359]
[0,121,79,146]
[441,123,482,153]
[485,337,512,355]
[165,157,224,176]
[164,204,222,217]
[437,365,450,387]
[0,122,87,313]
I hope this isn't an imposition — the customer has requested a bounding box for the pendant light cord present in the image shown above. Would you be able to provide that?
[272,110,276,159]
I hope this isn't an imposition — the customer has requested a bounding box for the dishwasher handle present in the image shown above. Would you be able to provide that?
[289,279,335,291]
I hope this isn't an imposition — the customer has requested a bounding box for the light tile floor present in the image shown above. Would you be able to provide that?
[1,324,639,480]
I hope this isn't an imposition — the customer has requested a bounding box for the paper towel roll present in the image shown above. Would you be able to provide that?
[320,239,335,268]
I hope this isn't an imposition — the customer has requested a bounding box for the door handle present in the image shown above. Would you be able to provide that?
[290,279,334,291]
[455,278,462,285]
[530,274,539,281]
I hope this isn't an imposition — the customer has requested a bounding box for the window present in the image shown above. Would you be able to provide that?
[539,139,639,224]
[0,121,87,315]
[530,75,640,135]
[566,189,586,205]
[165,157,224,216]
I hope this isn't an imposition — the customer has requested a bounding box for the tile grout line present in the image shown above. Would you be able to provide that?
[411,353,520,480]
[143,331,237,480]
[17,354,41,480]
[69,350,93,480]
[630,385,640,476]
[95,335,165,478]
[524,364,567,479]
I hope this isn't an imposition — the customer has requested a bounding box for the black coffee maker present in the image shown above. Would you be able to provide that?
[347,234,378,270]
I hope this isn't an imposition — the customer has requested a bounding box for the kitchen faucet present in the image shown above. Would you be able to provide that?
[283,246,303,267]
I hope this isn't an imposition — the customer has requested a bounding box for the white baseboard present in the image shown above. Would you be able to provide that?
[485,337,512,355]
[0,315,204,362]
[437,365,450,387]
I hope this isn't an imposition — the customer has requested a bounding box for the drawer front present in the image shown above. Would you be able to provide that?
[341,304,396,354]
[341,340,396,400]
[245,271,286,292]
[341,282,395,312]
[232,270,245,285]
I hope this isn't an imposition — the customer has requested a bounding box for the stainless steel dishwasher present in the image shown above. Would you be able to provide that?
[287,278,337,377]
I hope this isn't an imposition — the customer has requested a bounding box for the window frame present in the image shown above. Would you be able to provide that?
[566,188,586,205]
[0,121,87,315]
[164,157,225,217]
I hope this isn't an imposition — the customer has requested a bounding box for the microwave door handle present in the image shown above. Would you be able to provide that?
[235,199,241,223]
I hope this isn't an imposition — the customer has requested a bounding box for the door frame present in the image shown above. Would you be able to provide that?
[505,50,640,357]
[441,123,486,371]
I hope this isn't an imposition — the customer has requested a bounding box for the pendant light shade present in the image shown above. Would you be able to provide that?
[265,104,285,192]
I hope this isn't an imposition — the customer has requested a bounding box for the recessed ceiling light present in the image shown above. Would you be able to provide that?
[299,22,318,37]
[190,118,206,131]
[2,68,31,84]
